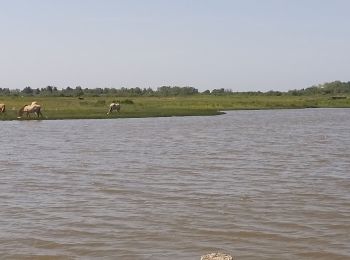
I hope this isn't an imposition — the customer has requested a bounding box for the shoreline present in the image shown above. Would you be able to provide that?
[1,107,350,121]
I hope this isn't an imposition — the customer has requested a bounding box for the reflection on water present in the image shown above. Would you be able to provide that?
[0,109,349,259]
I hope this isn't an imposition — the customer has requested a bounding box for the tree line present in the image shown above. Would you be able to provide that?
[286,81,350,96]
[0,81,349,97]
[0,86,198,97]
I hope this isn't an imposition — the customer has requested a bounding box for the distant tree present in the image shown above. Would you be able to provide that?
[34,88,41,95]
[142,87,154,96]
[180,86,198,95]
[156,86,198,96]
[46,86,53,93]
[157,86,172,96]
[211,88,225,95]
[75,86,84,96]
[62,86,74,96]
[0,88,11,96]
[22,86,33,95]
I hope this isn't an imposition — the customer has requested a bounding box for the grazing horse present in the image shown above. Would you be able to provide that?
[18,101,43,118]
[0,103,5,113]
[107,102,121,115]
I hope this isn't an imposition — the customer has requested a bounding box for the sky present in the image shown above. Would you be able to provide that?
[1,0,350,92]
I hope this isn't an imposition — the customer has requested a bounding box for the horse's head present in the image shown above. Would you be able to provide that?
[18,105,28,116]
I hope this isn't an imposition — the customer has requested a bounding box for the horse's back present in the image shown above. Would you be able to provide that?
[20,103,41,115]
[110,103,120,108]
[107,102,120,114]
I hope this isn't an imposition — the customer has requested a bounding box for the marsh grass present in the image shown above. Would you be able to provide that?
[0,95,349,120]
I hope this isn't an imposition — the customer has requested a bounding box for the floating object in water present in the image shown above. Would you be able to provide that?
[201,252,233,260]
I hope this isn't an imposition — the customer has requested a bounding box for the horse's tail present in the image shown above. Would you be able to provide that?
[18,105,27,116]
[1,104,5,113]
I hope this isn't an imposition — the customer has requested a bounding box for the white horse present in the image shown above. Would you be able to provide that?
[0,103,5,113]
[107,102,121,115]
[18,101,43,118]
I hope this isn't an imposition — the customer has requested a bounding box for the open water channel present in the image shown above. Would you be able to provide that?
[0,109,349,259]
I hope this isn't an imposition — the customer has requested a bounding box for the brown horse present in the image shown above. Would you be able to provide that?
[0,103,5,113]
[107,102,121,115]
[18,101,43,118]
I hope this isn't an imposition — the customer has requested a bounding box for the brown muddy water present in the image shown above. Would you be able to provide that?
[0,109,349,260]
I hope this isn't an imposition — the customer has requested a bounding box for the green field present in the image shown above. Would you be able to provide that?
[0,95,349,120]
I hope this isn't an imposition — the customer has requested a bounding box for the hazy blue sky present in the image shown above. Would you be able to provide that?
[1,0,349,91]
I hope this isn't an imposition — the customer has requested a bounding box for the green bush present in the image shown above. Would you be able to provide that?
[120,99,134,104]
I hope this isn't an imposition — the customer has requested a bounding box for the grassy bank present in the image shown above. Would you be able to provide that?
[0,95,349,120]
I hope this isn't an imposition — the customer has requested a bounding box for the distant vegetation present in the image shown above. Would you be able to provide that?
[0,81,350,97]
[0,81,349,120]
[286,81,350,96]
[0,85,199,97]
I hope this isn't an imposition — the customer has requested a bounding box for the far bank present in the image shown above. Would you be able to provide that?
[0,95,349,120]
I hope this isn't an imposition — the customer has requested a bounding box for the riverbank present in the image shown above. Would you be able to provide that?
[0,95,349,120]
